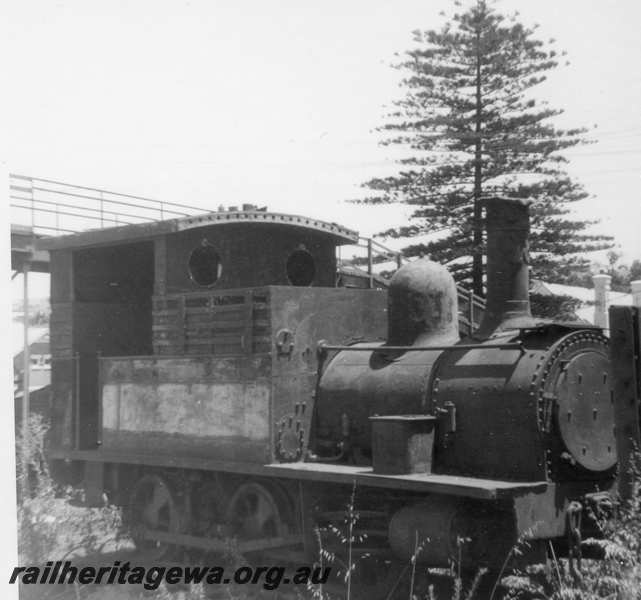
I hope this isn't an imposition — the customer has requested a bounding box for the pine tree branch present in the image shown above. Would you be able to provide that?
[356,0,613,285]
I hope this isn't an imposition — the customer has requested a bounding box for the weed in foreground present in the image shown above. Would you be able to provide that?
[311,485,490,600]
[503,454,641,600]
[17,414,127,565]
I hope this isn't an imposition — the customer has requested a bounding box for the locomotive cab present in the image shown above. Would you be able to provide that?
[42,210,388,463]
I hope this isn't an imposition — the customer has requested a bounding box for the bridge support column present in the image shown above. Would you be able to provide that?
[21,260,30,494]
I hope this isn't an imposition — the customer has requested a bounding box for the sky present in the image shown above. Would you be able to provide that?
[4,0,641,301]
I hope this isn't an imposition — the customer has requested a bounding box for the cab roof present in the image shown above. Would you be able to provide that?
[37,209,360,250]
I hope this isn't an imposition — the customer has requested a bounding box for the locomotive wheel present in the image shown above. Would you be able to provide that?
[225,482,289,542]
[129,474,180,559]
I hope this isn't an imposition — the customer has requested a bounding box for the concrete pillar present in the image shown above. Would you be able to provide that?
[593,273,611,329]
[21,261,30,496]
[631,280,641,308]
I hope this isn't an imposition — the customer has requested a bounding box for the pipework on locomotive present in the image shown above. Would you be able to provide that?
[40,197,639,573]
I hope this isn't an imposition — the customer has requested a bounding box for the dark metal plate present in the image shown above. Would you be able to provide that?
[555,350,616,471]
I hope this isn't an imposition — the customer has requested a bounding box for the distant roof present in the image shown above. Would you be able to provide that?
[12,326,49,357]
[531,279,633,324]
[37,210,359,250]
[531,280,595,302]
[532,279,633,305]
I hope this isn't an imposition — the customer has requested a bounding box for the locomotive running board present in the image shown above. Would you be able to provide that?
[264,462,547,500]
[48,449,546,500]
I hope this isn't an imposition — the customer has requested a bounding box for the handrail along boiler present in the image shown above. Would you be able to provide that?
[41,197,636,573]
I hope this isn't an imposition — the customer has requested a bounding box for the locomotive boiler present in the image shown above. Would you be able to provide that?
[40,195,637,582]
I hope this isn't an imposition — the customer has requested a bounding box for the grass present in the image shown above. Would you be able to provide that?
[313,484,488,600]
[17,414,128,566]
[502,458,641,600]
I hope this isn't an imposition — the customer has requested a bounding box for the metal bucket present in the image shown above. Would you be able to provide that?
[369,415,436,475]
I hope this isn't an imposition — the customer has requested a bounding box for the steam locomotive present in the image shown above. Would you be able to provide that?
[42,196,639,576]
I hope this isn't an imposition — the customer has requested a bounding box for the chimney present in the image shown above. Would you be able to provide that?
[476,197,535,338]
[592,273,611,329]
